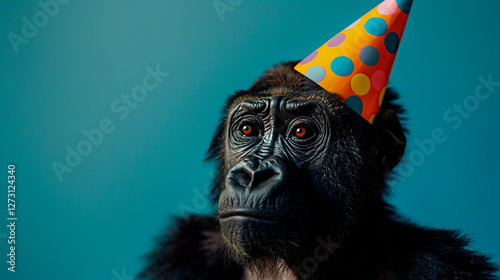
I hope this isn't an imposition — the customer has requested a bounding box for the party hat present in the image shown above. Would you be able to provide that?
[294,0,414,123]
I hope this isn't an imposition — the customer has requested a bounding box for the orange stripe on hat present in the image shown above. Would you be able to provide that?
[295,0,414,123]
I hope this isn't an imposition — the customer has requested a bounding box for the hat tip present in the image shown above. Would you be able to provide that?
[394,0,413,14]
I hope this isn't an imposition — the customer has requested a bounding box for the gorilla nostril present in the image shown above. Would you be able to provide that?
[252,168,279,188]
[230,165,279,189]
[232,169,253,187]
[228,157,283,189]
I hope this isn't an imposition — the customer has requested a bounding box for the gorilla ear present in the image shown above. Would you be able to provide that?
[371,109,406,173]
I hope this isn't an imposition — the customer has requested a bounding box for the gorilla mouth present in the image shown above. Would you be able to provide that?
[219,210,287,223]
[219,209,307,259]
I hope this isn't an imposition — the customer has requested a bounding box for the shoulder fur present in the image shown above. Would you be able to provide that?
[138,215,243,280]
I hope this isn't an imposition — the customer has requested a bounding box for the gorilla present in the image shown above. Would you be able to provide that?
[139,62,498,280]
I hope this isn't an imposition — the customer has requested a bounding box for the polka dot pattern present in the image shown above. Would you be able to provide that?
[364,17,387,36]
[384,32,399,54]
[305,65,326,82]
[379,86,387,106]
[351,73,371,95]
[359,46,379,66]
[300,50,318,65]
[294,0,413,123]
[377,0,398,15]
[345,18,360,30]
[344,96,363,115]
[368,114,377,124]
[396,0,412,14]
[331,56,354,77]
[327,33,346,47]
[371,70,386,91]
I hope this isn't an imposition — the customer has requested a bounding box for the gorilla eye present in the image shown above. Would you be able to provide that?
[238,121,259,137]
[290,123,316,140]
[241,124,252,136]
[295,127,307,138]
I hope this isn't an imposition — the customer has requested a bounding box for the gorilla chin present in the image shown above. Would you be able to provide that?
[219,214,308,259]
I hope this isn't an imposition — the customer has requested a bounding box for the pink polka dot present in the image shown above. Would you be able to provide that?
[371,70,387,91]
[327,33,346,47]
[300,50,318,65]
[345,18,360,30]
[377,0,399,16]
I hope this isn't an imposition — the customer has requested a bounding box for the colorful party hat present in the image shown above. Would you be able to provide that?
[294,0,414,123]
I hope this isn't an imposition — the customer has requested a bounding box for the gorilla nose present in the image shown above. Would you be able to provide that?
[230,158,282,190]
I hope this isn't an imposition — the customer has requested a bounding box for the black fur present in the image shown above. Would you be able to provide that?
[139,62,498,280]
[139,215,243,280]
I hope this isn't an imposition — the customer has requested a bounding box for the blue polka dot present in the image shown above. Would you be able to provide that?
[344,96,363,115]
[384,32,400,54]
[330,56,354,77]
[364,17,387,36]
[396,0,412,14]
[304,65,326,83]
[359,46,379,66]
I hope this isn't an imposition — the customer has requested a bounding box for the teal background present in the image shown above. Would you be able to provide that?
[1,0,499,279]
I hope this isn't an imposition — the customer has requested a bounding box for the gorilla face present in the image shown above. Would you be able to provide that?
[217,92,369,260]
[207,62,405,267]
